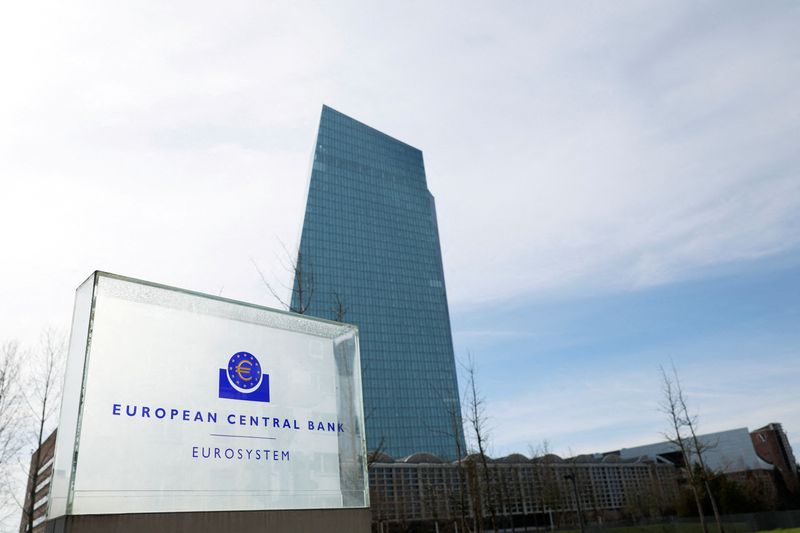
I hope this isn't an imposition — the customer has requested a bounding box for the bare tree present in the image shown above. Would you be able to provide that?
[465,458,483,533]
[660,364,722,533]
[331,291,348,322]
[563,469,585,533]
[0,343,21,462]
[367,435,387,469]
[252,240,315,314]
[423,379,471,533]
[529,440,565,528]
[673,366,723,533]
[463,356,497,533]
[0,342,22,529]
[496,464,518,532]
[21,329,65,533]
[661,365,706,531]
[450,409,471,533]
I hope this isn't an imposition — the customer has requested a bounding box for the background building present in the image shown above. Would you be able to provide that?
[292,106,464,459]
[751,423,800,496]
[614,427,774,473]
[607,425,800,509]
[369,452,679,531]
[19,430,56,533]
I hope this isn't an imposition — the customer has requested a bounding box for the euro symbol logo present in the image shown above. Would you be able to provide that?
[220,351,269,402]
[235,360,253,381]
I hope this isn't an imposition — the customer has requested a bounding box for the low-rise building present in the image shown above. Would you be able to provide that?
[614,427,773,473]
[19,430,57,533]
[369,452,679,531]
[606,424,799,509]
[751,423,799,496]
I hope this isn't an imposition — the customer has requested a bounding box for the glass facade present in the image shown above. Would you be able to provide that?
[293,106,465,459]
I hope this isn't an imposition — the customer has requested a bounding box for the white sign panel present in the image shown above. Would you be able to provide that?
[48,272,367,516]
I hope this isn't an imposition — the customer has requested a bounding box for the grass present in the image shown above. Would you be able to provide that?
[556,524,757,533]
[555,526,799,533]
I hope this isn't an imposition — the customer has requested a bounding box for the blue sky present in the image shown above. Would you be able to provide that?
[453,251,800,456]
[0,1,798,503]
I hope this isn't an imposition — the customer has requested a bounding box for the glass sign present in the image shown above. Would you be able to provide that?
[48,272,367,516]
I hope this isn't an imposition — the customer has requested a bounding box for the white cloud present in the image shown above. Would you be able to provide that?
[1,1,798,333]
[486,353,800,458]
[417,2,800,306]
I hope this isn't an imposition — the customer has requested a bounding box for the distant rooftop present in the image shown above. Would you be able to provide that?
[607,427,774,473]
[371,451,655,466]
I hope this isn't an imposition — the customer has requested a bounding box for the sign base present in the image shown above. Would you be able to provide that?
[45,508,370,533]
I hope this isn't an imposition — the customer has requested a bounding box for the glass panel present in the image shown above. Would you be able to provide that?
[48,272,366,517]
[48,273,96,518]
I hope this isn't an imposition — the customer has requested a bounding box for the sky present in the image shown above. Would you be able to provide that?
[1,0,798,480]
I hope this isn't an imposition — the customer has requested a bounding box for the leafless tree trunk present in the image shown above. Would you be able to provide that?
[497,466,516,532]
[445,393,470,533]
[529,440,565,526]
[660,365,708,533]
[464,356,497,533]
[0,342,21,462]
[367,435,387,469]
[466,459,483,533]
[673,366,724,533]
[331,292,348,322]
[0,342,22,529]
[22,329,65,533]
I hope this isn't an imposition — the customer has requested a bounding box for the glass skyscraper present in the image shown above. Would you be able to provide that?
[292,105,465,459]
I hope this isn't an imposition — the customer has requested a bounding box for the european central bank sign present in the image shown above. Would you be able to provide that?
[47,272,368,517]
